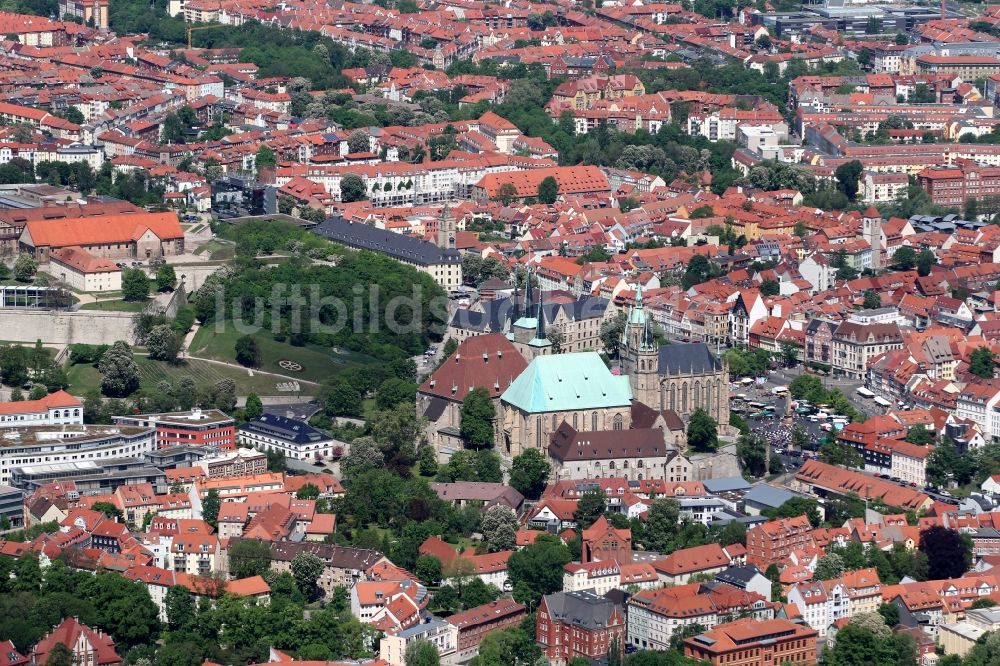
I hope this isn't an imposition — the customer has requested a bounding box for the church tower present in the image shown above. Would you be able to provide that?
[437,205,456,250]
[620,285,659,407]
[862,206,882,272]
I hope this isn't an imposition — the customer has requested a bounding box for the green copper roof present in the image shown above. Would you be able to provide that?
[528,337,552,348]
[501,352,633,413]
[513,317,537,329]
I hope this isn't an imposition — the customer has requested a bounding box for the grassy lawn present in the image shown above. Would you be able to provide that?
[79,299,149,312]
[192,239,235,261]
[66,355,319,396]
[189,322,375,384]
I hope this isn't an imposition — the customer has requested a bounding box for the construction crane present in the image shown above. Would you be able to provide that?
[186,24,217,49]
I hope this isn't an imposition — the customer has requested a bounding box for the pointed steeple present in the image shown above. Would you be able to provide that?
[510,277,521,325]
[523,266,533,316]
[535,296,546,340]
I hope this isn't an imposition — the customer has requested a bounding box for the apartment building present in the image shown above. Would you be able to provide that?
[683,618,818,666]
[114,408,236,450]
[746,515,812,569]
[0,390,83,427]
[447,599,526,663]
[831,321,904,380]
[0,425,155,487]
[918,160,1000,208]
[537,591,625,664]
[238,415,337,462]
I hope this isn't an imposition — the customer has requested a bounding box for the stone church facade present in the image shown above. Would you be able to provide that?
[620,290,729,426]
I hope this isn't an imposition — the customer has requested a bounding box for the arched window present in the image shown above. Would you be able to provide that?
[613,414,623,431]
[637,460,644,468]
[669,384,676,410]
[573,413,578,429]
[591,411,598,431]
[623,460,629,468]
[609,461,616,470]
[536,417,542,449]
[693,381,701,409]
[681,382,688,413]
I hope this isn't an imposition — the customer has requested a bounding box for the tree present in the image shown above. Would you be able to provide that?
[481,505,518,552]
[404,640,440,666]
[201,489,221,527]
[460,387,494,449]
[737,432,767,477]
[255,145,276,168]
[917,248,936,276]
[509,448,550,500]
[823,620,917,666]
[892,246,916,270]
[340,173,367,202]
[244,394,263,421]
[121,268,150,302]
[98,341,140,397]
[235,335,262,368]
[494,182,518,205]
[905,425,934,445]
[146,325,181,362]
[155,264,177,292]
[863,290,881,310]
[972,597,997,609]
[759,278,779,297]
[296,483,320,500]
[290,551,324,598]
[375,378,417,410]
[537,176,559,204]
[340,436,384,482]
[687,408,718,452]
[600,311,627,357]
[971,346,995,379]
[573,488,607,529]
[791,424,811,451]
[415,555,441,585]
[835,160,863,201]
[507,534,571,606]
[814,552,846,580]
[545,327,564,353]
[227,539,272,579]
[44,643,73,666]
[13,253,35,282]
[324,378,361,416]
[92,501,124,521]
[919,525,972,580]
[878,602,900,627]
[762,496,822,527]
[165,584,196,631]
[644,497,681,553]
[966,197,980,221]
[347,131,370,154]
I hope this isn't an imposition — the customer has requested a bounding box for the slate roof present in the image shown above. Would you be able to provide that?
[313,216,461,267]
[541,590,619,631]
[500,352,632,413]
[658,342,723,375]
[238,414,331,446]
[703,477,752,493]
[743,484,795,509]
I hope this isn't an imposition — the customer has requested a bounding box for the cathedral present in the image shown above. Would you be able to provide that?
[620,287,730,427]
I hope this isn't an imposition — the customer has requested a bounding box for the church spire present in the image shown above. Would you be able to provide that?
[536,296,546,340]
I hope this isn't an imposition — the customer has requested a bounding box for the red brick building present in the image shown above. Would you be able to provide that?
[448,598,526,661]
[746,515,812,569]
[537,591,625,663]
[917,159,1000,208]
[114,408,236,450]
[684,618,818,666]
[582,515,632,564]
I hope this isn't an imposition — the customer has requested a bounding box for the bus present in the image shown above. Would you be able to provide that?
[856,387,875,399]
[873,396,891,407]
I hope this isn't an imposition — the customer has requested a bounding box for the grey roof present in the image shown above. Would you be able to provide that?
[313,216,461,267]
[715,565,764,587]
[542,590,618,630]
[703,476,752,493]
[239,414,331,446]
[658,343,723,376]
[744,484,795,509]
